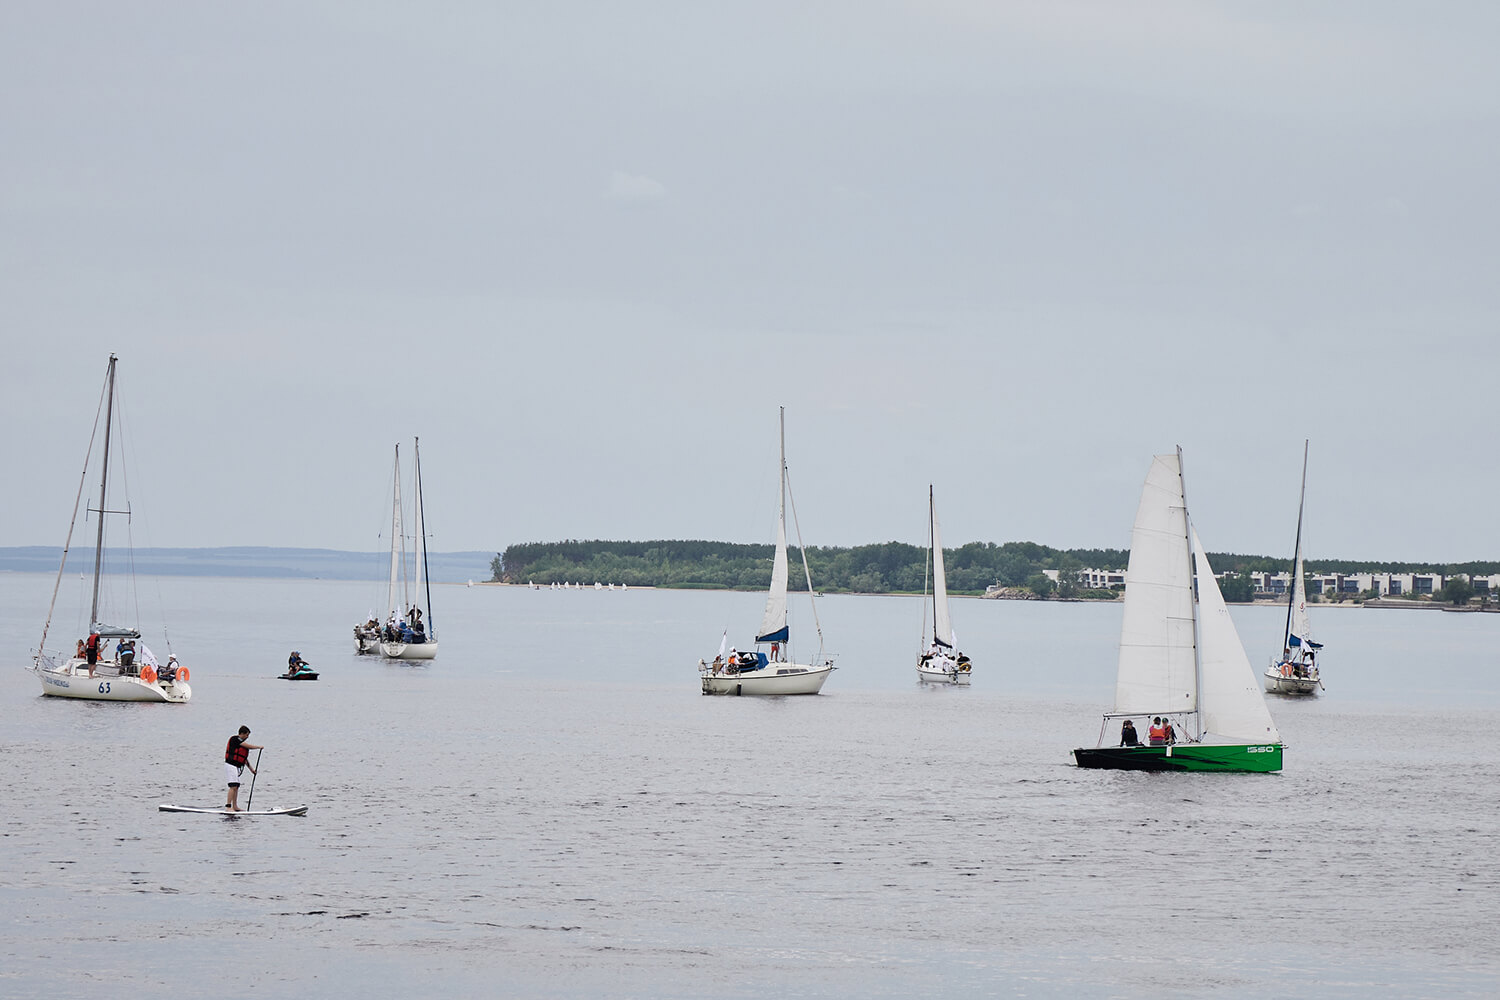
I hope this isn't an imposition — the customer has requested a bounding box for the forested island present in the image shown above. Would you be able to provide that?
[490,540,1500,600]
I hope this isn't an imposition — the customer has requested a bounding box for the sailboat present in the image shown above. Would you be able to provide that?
[917,486,972,685]
[380,438,438,661]
[353,446,403,654]
[1266,441,1323,695]
[32,355,192,703]
[1073,449,1282,772]
[699,407,836,695]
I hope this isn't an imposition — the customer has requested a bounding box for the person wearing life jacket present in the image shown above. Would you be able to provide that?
[1163,718,1177,745]
[224,725,263,812]
[1148,717,1167,746]
[84,632,101,677]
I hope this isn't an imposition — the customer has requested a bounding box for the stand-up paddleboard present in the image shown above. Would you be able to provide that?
[159,804,308,816]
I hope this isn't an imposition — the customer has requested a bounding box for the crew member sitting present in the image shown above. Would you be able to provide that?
[287,651,308,674]
[1120,719,1141,747]
[1148,717,1167,746]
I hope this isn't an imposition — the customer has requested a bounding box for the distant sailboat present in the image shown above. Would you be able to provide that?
[917,486,972,685]
[1074,449,1283,772]
[699,407,836,696]
[1266,441,1323,695]
[380,438,438,661]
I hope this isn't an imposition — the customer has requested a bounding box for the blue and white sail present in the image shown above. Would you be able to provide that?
[755,415,790,644]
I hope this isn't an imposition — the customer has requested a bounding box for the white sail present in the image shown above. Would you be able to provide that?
[1114,452,1197,715]
[1288,546,1313,648]
[757,471,790,642]
[931,490,954,648]
[1193,528,1282,744]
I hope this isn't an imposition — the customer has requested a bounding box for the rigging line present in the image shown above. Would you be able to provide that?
[782,464,824,661]
[920,490,931,655]
[36,365,110,666]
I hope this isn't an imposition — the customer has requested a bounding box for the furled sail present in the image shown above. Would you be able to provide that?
[1114,452,1197,715]
[756,439,790,645]
[1286,548,1321,649]
[1193,528,1282,744]
[931,491,954,648]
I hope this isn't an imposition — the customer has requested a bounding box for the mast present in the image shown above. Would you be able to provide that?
[89,355,118,629]
[415,437,434,639]
[1179,445,1204,740]
[387,444,403,621]
[1282,440,1309,653]
[920,485,933,649]
[930,486,938,643]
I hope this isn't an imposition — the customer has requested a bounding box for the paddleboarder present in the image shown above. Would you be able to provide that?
[224,725,262,811]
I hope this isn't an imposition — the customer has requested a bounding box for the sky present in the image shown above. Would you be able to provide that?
[2,2,1496,563]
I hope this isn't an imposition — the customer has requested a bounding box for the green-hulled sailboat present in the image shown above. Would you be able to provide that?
[1074,449,1284,773]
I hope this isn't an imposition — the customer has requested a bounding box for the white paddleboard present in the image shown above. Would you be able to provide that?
[158,804,308,816]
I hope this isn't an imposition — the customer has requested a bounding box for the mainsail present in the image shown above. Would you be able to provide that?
[1193,528,1282,744]
[1113,452,1197,716]
[930,488,954,648]
[1284,441,1321,651]
[756,412,790,644]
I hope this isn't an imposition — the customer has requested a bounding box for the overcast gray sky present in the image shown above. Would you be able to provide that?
[3,2,1496,563]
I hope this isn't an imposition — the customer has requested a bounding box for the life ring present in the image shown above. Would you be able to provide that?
[140,665,157,684]
[176,666,190,682]
[1280,662,1292,677]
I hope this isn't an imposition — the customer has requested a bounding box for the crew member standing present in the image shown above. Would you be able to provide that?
[224,725,262,811]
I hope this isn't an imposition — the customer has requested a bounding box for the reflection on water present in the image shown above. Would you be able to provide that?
[1,574,1497,998]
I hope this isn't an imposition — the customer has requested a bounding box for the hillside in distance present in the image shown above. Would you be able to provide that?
[1,547,496,583]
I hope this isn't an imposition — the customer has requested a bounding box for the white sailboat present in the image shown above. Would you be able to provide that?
[32,355,192,703]
[917,486,972,685]
[699,408,836,696]
[1266,441,1323,695]
[380,438,438,661]
[1074,449,1282,772]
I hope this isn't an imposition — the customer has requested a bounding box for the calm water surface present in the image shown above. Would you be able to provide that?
[2,573,1497,998]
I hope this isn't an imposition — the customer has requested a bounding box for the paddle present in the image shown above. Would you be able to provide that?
[245,748,263,812]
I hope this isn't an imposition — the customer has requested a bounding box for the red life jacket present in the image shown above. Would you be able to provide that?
[225,736,249,766]
[85,633,100,653]
[1148,723,1166,743]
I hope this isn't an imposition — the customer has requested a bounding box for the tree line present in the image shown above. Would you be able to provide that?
[492,540,1500,597]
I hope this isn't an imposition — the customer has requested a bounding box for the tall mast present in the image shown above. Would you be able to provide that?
[415,437,434,639]
[1283,440,1309,652]
[1178,445,1203,737]
[930,485,938,641]
[89,355,118,628]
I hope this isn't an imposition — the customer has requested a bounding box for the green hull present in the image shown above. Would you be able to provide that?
[1073,743,1283,773]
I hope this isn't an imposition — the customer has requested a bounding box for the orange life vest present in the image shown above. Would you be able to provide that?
[1148,723,1166,743]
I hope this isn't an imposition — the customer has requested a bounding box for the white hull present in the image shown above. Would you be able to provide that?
[700,663,834,696]
[917,658,972,685]
[353,628,382,654]
[37,658,191,703]
[1263,665,1320,695]
[381,640,438,661]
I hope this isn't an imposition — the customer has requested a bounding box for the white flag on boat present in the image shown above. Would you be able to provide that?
[717,629,728,658]
[138,644,159,668]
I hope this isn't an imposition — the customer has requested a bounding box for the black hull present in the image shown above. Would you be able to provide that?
[279,672,319,681]
[1073,747,1187,771]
